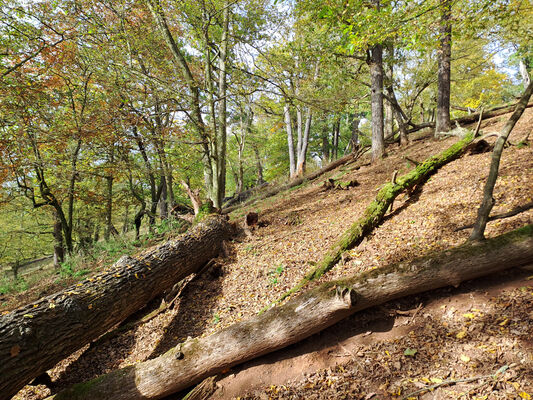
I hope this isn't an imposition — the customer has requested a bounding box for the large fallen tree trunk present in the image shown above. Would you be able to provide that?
[48,225,533,400]
[269,133,476,306]
[0,216,235,400]
[407,101,533,135]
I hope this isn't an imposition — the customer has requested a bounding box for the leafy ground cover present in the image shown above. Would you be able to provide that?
[12,109,533,400]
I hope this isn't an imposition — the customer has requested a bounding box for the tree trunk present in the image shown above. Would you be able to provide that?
[332,116,340,160]
[519,58,531,89]
[322,125,330,163]
[284,103,296,177]
[273,133,475,305]
[435,0,452,134]
[407,101,533,135]
[213,2,230,208]
[0,216,235,400]
[349,113,360,153]
[253,145,264,185]
[104,174,114,241]
[469,80,533,241]
[48,225,533,400]
[295,108,312,176]
[52,209,64,269]
[369,43,385,162]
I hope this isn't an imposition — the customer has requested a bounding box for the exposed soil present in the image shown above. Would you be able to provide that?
[12,108,533,400]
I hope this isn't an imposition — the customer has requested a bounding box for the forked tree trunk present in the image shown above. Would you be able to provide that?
[49,225,533,400]
[0,216,235,400]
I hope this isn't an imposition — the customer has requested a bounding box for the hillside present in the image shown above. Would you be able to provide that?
[13,109,533,400]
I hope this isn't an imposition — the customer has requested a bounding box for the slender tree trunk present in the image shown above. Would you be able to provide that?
[322,125,330,163]
[122,204,130,234]
[369,43,385,161]
[331,116,340,160]
[212,2,230,208]
[349,113,360,153]
[104,148,114,241]
[284,103,296,177]
[253,145,264,185]
[159,174,168,220]
[435,0,452,135]
[295,108,312,176]
[48,226,533,400]
[52,209,64,269]
[469,81,533,241]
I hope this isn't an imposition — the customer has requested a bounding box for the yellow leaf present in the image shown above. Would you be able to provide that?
[463,313,475,319]
[48,303,56,309]
[456,330,467,339]
[460,355,471,362]
[421,377,431,383]
[519,392,531,399]
[23,314,33,318]
[499,319,509,326]
[33,304,38,308]
[430,378,443,383]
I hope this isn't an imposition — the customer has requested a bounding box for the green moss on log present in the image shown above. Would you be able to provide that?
[268,134,475,309]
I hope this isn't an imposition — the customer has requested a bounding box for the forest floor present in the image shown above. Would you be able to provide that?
[12,108,533,400]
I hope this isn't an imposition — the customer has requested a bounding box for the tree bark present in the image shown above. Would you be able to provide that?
[48,225,533,400]
[369,43,385,161]
[0,216,235,400]
[284,103,296,177]
[435,0,452,134]
[469,80,533,241]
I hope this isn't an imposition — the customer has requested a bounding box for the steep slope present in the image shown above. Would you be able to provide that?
[14,109,533,400]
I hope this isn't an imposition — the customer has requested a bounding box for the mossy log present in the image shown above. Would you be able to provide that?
[0,216,235,400]
[48,225,532,400]
[271,134,475,305]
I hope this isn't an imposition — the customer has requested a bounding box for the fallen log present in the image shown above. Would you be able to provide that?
[0,216,235,400]
[269,134,475,307]
[222,147,369,215]
[455,201,533,231]
[48,225,533,400]
[407,101,533,135]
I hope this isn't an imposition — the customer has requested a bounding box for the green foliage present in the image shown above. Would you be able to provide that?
[0,275,28,295]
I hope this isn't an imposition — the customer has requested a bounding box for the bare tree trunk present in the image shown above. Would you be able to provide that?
[284,103,296,177]
[52,209,64,269]
[253,145,264,185]
[469,81,533,241]
[369,43,385,161]
[435,0,452,134]
[48,225,533,400]
[322,125,330,163]
[0,217,235,400]
[332,116,340,160]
